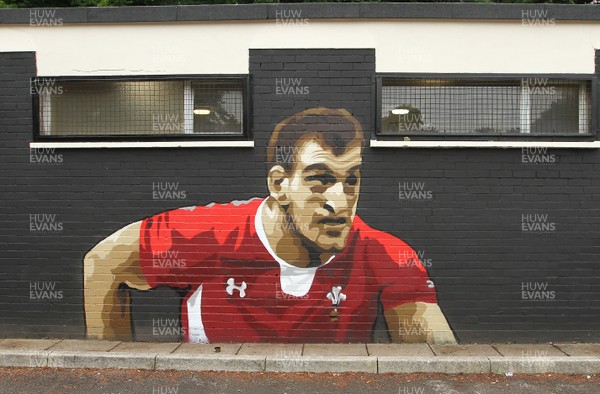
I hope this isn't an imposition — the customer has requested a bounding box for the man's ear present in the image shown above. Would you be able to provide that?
[267,165,290,205]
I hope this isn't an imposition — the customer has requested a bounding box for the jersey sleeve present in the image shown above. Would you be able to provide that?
[365,230,438,311]
[138,204,239,289]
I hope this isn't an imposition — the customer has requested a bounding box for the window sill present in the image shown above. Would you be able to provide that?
[369,140,600,149]
[29,141,254,149]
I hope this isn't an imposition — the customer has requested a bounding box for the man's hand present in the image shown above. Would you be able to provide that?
[84,221,150,341]
[384,302,457,344]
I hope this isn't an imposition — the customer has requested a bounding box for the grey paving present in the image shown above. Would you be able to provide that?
[493,343,566,357]
[367,343,434,357]
[267,355,377,373]
[302,343,368,356]
[237,343,302,356]
[48,351,156,370]
[0,339,61,351]
[378,356,491,374]
[490,356,600,374]
[430,344,501,357]
[1,339,600,374]
[173,343,241,355]
[0,350,49,368]
[555,343,600,357]
[156,354,265,372]
[109,341,180,354]
[48,339,121,352]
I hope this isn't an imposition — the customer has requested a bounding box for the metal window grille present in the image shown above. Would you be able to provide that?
[380,79,591,136]
[37,79,245,137]
[192,80,244,135]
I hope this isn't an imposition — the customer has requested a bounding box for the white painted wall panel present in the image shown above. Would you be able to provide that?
[0,20,598,76]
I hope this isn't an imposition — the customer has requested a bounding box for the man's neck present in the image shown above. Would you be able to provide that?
[260,197,333,268]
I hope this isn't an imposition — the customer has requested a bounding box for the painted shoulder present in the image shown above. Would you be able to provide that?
[352,215,411,248]
[177,197,264,213]
[352,215,424,271]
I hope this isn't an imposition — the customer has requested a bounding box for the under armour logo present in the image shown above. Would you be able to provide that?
[226,278,247,298]
[427,280,435,289]
[326,286,346,306]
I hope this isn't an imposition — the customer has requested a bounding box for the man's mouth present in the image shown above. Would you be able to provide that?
[318,217,347,226]
[314,217,350,242]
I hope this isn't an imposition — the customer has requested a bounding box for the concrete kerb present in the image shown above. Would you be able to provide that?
[47,351,157,370]
[2,345,600,374]
[156,354,266,372]
[489,356,600,374]
[377,356,491,374]
[0,350,50,368]
[267,356,377,373]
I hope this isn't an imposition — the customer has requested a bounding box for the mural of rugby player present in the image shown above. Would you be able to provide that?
[84,107,456,344]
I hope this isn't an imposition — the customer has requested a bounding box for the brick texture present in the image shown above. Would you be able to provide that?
[0,49,599,343]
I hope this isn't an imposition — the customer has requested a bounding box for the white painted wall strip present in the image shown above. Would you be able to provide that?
[29,141,254,149]
[2,20,599,75]
[30,140,600,149]
[369,140,600,149]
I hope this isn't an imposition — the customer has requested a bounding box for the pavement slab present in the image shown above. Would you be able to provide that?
[0,339,62,351]
[173,343,241,355]
[430,344,501,357]
[47,339,121,352]
[367,343,434,357]
[302,343,368,356]
[492,343,566,357]
[109,342,180,354]
[237,343,303,356]
[554,343,600,357]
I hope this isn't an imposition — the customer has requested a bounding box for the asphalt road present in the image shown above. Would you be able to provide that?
[0,368,598,394]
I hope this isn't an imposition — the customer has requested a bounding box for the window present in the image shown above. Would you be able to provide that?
[35,77,247,139]
[378,77,592,137]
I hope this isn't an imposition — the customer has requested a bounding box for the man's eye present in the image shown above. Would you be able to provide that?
[306,174,335,185]
[345,174,358,186]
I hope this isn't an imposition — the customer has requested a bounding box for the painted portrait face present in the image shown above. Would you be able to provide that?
[284,138,362,254]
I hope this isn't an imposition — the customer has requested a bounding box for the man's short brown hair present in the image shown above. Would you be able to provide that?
[266,107,364,172]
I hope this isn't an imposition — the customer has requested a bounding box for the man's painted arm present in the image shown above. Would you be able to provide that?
[384,302,457,344]
[83,221,151,340]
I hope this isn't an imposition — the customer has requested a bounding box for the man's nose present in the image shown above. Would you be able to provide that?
[323,182,347,213]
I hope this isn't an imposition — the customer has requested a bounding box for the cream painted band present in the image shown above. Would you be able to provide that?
[1,20,599,75]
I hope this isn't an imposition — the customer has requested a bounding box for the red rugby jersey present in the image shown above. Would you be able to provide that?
[139,198,436,343]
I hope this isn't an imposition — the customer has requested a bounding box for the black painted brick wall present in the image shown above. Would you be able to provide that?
[0,49,599,342]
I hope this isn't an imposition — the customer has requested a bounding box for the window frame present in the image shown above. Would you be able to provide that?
[375,73,597,142]
[32,74,252,142]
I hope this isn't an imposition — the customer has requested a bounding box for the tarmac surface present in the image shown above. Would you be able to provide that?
[1,339,600,375]
[0,368,599,394]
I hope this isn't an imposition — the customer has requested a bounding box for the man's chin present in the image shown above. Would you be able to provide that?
[312,236,348,254]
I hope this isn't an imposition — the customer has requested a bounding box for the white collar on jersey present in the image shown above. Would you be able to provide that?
[255,198,335,297]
